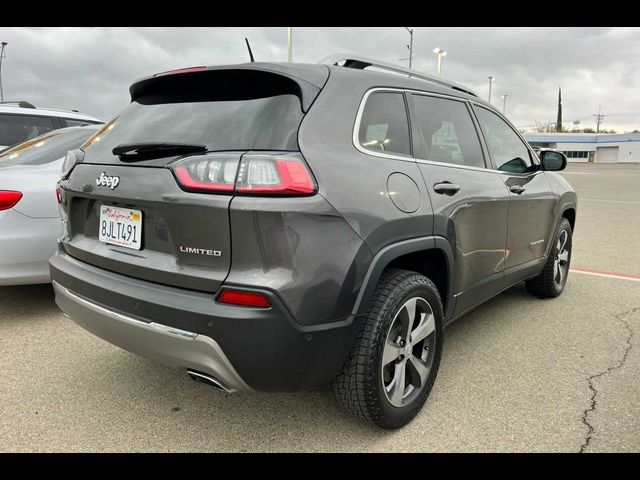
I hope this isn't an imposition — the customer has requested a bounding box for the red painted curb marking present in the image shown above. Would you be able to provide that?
[571,267,640,282]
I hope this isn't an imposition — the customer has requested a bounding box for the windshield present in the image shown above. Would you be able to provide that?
[82,93,304,163]
[0,127,98,167]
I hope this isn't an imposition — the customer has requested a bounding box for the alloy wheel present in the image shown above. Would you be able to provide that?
[554,230,570,286]
[381,297,436,408]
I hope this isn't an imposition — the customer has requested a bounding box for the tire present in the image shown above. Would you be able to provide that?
[525,218,573,298]
[333,268,444,429]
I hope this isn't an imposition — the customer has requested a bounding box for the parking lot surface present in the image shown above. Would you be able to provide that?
[1,163,638,452]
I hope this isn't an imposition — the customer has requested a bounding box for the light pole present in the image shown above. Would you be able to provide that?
[0,42,7,102]
[501,94,508,115]
[287,27,293,62]
[433,48,447,78]
[487,76,495,104]
[404,27,414,69]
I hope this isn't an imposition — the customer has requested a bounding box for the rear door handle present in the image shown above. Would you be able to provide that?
[510,184,526,195]
[433,182,461,195]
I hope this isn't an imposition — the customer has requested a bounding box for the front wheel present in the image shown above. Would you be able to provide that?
[333,269,444,429]
[525,218,573,298]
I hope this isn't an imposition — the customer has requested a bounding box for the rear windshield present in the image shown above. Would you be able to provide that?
[82,92,304,162]
[0,127,97,167]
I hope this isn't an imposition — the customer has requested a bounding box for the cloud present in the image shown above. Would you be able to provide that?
[1,27,638,131]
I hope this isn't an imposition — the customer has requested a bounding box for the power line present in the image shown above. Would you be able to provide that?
[594,104,605,133]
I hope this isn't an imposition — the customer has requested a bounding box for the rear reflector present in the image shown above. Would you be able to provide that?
[217,289,272,308]
[0,191,23,211]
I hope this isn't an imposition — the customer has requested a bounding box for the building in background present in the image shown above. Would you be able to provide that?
[524,132,640,163]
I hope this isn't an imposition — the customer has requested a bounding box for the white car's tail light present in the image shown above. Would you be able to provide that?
[0,191,23,211]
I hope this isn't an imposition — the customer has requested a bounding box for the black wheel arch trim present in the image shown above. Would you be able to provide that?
[352,236,455,321]
[559,201,577,228]
[545,201,578,257]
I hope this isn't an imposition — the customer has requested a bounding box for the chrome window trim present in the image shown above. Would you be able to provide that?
[353,87,546,177]
[415,158,490,174]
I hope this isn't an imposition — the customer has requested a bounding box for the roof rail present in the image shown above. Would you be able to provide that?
[319,54,478,98]
[0,100,37,109]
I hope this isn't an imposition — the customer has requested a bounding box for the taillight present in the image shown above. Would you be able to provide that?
[172,154,239,193]
[0,191,23,211]
[170,152,316,196]
[236,154,316,195]
[217,289,272,308]
[55,187,62,204]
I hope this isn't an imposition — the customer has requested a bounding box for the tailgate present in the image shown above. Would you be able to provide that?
[61,163,233,292]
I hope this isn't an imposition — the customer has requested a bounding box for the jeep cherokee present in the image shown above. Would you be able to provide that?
[50,56,577,428]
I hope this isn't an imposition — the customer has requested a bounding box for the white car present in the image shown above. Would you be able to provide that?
[0,101,103,151]
[0,125,101,285]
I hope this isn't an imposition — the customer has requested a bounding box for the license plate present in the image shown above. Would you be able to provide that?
[99,205,142,250]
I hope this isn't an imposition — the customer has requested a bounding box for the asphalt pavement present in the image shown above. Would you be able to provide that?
[1,163,638,452]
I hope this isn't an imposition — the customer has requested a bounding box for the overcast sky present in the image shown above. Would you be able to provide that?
[1,27,639,132]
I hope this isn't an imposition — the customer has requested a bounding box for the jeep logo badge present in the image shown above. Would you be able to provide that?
[96,172,120,190]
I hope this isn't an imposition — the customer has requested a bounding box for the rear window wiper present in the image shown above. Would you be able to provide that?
[112,142,207,161]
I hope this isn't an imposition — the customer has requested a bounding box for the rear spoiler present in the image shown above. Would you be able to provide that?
[129,63,330,112]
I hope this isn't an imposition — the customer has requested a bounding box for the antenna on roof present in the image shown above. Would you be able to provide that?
[245,38,255,63]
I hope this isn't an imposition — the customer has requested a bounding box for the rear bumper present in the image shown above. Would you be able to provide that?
[50,250,362,391]
[0,209,61,286]
[53,280,250,392]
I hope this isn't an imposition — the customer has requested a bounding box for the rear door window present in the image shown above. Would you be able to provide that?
[411,94,485,168]
[358,92,411,157]
[0,113,57,147]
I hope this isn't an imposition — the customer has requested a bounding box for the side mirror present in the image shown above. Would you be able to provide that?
[540,149,567,171]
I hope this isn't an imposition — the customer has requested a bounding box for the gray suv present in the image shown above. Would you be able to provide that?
[50,56,577,428]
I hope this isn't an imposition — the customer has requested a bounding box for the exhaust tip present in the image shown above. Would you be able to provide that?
[187,369,230,392]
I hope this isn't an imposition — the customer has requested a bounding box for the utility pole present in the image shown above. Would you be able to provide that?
[404,27,414,69]
[594,104,605,133]
[0,42,7,102]
[501,94,508,115]
[487,76,495,104]
[287,27,293,62]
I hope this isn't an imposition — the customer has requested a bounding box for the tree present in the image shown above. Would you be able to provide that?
[556,87,563,133]
[582,128,596,133]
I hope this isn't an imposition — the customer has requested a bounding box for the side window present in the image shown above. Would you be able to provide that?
[358,92,411,157]
[473,106,534,174]
[412,94,485,168]
[63,118,93,127]
[0,114,57,147]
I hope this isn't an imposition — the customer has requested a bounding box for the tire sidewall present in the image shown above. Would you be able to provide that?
[552,219,573,295]
[371,277,444,426]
